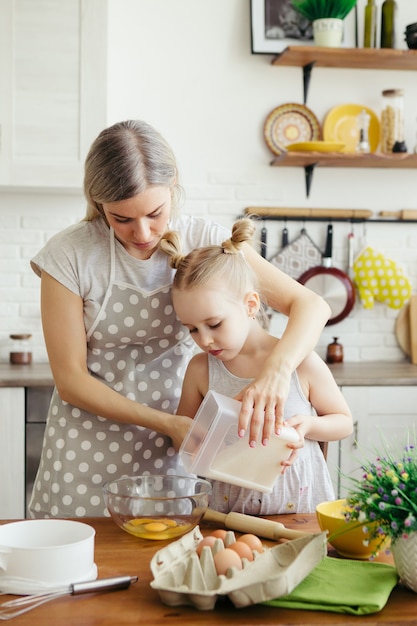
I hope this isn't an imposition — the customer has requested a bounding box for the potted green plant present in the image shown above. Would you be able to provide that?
[291,0,357,47]
[344,440,417,592]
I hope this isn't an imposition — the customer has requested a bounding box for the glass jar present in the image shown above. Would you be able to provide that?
[9,333,32,365]
[381,89,405,153]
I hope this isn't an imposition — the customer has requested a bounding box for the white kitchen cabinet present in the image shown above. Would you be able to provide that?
[0,387,25,518]
[0,0,107,189]
[327,386,417,499]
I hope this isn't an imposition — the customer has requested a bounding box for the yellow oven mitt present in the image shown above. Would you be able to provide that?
[353,246,411,309]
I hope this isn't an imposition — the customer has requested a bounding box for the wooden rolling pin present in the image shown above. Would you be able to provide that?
[379,210,417,220]
[203,508,312,541]
[245,207,373,219]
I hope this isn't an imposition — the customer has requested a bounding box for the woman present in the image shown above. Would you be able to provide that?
[29,120,330,518]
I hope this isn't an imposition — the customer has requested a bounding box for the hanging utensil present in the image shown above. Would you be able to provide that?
[298,224,356,326]
[0,575,138,620]
[269,227,322,280]
[260,225,267,258]
[282,225,289,247]
[347,229,355,280]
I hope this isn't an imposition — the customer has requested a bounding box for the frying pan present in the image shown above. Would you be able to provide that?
[298,224,355,326]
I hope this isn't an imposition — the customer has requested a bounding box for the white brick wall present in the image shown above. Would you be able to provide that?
[0,187,415,365]
[0,191,84,362]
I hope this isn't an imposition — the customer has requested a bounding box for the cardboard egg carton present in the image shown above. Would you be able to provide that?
[150,526,327,610]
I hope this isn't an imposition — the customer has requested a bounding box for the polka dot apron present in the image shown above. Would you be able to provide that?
[29,229,194,518]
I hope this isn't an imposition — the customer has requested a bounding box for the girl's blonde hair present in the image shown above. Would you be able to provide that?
[160,218,260,299]
[83,120,182,220]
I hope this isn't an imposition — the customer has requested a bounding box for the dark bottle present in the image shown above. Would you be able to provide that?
[326,338,344,364]
[364,0,377,48]
[380,0,397,49]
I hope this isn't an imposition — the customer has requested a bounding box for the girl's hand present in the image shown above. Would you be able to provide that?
[280,416,306,472]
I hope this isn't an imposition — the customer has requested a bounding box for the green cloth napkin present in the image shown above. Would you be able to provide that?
[263,556,398,615]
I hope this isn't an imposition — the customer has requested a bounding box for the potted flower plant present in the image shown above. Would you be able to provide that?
[291,0,357,47]
[344,441,417,592]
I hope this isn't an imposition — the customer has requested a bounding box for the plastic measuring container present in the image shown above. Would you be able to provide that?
[179,390,300,493]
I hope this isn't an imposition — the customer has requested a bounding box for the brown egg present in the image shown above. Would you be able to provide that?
[196,535,217,556]
[213,548,243,575]
[228,540,254,561]
[237,533,264,553]
[210,529,227,540]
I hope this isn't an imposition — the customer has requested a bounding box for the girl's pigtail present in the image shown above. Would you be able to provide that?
[158,231,185,269]
[221,218,256,254]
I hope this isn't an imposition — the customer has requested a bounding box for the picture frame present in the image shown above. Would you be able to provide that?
[250,0,359,55]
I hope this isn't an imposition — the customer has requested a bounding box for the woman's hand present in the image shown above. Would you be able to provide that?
[234,357,292,447]
[168,414,194,451]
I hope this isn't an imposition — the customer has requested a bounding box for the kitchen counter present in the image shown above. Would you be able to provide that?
[1,361,417,388]
[327,361,417,386]
[0,363,53,387]
[1,514,415,625]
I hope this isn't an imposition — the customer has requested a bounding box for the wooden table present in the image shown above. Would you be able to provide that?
[1,515,416,625]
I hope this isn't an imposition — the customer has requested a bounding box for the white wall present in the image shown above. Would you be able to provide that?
[1,0,416,363]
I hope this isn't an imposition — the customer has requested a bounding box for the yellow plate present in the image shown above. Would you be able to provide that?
[323,104,380,153]
[264,103,321,156]
[286,141,345,152]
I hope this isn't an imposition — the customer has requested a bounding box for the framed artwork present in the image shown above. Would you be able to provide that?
[250,0,359,55]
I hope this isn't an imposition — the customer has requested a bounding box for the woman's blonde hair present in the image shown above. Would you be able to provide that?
[160,218,260,299]
[83,120,182,220]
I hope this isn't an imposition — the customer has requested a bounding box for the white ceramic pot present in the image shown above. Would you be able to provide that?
[391,532,417,593]
[313,18,344,47]
[0,519,97,594]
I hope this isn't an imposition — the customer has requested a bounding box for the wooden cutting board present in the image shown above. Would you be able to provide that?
[409,295,417,365]
[395,296,417,364]
[395,302,411,356]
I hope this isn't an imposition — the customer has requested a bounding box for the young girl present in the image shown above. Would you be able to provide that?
[160,218,353,515]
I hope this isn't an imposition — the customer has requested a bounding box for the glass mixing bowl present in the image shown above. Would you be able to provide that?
[103,475,212,540]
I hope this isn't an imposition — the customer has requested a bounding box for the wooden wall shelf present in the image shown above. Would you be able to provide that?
[271,46,417,105]
[271,152,417,168]
[271,152,417,197]
[271,46,417,71]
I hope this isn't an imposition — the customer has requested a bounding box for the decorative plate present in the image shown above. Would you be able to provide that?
[264,103,321,156]
[286,141,345,153]
[323,104,380,153]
